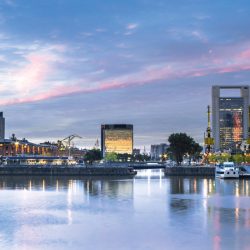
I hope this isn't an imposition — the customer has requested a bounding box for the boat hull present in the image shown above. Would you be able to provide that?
[216,168,239,179]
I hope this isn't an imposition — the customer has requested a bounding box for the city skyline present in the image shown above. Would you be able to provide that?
[0,1,250,149]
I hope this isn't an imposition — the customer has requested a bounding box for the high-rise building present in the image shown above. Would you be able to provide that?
[212,85,249,151]
[0,112,5,140]
[101,124,133,157]
[150,143,169,160]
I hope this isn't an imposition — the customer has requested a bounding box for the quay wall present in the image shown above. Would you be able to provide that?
[0,166,136,176]
[165,166,215,176]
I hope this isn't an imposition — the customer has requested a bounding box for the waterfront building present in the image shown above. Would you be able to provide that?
[212,85,249,151]
[2,155,76,166]
[0,112,5,140]
[0,138,58,156]
[101,124,133,157]
[150,143,169,161]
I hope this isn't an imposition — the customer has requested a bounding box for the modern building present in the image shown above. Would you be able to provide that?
[150,143,169,161]
[212,85,249,151]
[101,124,133,157]
[0,112,5,140]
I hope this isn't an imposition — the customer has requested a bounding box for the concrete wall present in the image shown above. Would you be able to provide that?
[165,166,215,176]
[0,166,136,176]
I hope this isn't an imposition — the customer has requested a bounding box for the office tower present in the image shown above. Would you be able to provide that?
[150,143,169,160]
[0,112,5,140]
[212,85,249,151]
[101,124,133,157]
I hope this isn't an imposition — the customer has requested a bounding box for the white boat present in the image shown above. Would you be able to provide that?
[215,162,239,179]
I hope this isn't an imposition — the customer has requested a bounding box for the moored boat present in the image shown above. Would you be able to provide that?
[215,162,239,179]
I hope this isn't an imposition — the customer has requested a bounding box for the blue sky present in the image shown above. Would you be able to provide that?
[0,0,250,149]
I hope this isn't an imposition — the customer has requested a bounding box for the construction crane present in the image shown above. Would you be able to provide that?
[60,134,82,158]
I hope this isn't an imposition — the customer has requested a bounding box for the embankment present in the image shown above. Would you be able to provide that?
[0,166,136,176]
[165,166,215,176]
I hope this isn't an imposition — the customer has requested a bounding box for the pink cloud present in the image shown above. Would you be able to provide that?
[11,52,59,94]
[239,49,250,59]
[1,42,250,106]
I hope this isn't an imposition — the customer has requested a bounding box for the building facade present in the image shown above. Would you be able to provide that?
[150,143,169,161]
[0,139,58,156]
[0,112,5,140]
[101,124,133,157]
[212,85,249,151]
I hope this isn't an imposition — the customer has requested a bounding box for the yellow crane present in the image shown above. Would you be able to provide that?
[204,105,214,153]
[202,105,215,164]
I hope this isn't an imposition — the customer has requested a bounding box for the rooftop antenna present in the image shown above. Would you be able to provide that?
[94,138,99,149]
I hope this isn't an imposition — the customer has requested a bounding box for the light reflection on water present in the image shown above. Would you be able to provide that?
[0,170,249,250]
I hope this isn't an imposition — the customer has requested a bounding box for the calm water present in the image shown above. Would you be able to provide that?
[0,169,249,250]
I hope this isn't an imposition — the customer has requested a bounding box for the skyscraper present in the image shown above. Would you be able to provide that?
[101,124,133,157]
[0,112,5,140]
[212,85,249,151]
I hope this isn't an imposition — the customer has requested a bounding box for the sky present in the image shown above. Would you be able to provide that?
[0,0,250,150]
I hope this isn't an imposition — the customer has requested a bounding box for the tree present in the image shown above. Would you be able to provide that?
[245,155,250,163]
[208,153,231,164]
[168,133,202,165]
[131,153,150,162]
[208,153,217,163]
[105,152,118,162]
[117,153,131,162]
[232,154,244,165]
[189,142,203,162]
[84,149,102,164]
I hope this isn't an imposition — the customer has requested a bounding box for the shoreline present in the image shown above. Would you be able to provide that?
[165,166,215,176]
[0,165,137,176]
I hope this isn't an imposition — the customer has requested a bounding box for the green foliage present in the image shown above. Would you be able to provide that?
[208,154,217,163]
[168,133,203,165]
[232,154,244,164]
[117,153,131,162]
[84,149,102,164]
[245,155,250,163]
[208,153,245,164]
[216,153,231,163]
[132,153,150,162]
[189,142,203,161]
[105,152,118,162]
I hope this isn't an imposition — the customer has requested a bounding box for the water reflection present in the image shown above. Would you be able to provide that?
[168,176,215,195]
[0,176,134,198]
[0,172,250,249]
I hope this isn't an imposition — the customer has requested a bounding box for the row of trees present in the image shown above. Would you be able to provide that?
[105,152,150,162]
[83,149,150,164]
[208,153,250,164]
[82,133,203,165]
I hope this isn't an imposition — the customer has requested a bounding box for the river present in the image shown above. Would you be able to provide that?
[0,169,249,250]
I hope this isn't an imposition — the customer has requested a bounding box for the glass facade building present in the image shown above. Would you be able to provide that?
[219,98,244,149]
[212,86,249,151]
[101,124,133,157]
